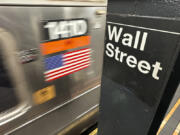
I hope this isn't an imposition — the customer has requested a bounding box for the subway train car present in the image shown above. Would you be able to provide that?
[0,0,107,134]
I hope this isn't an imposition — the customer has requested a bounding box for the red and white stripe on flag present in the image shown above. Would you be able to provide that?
[44,48,91,81]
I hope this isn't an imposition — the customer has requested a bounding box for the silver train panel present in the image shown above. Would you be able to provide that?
[0,0,107,6]
[0,6,106,134]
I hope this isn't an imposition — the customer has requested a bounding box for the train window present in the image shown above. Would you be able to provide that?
[0,29,31,125]
[0,50,18,113]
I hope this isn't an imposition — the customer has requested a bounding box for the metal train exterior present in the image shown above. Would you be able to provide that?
[0,1,107,134]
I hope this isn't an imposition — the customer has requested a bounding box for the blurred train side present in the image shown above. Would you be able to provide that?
[0,1,107,134]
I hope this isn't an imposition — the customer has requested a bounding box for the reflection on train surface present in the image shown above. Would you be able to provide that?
[0,0,107,134]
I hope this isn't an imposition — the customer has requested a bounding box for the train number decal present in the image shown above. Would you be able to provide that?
[42,19,88,41]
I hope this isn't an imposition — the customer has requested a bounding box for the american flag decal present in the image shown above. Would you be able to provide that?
[44,48,91,81]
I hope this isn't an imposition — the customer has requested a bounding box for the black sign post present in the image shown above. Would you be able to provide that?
[98,14,180,135]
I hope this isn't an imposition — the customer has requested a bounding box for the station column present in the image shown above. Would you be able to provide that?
[98,0,180,135]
